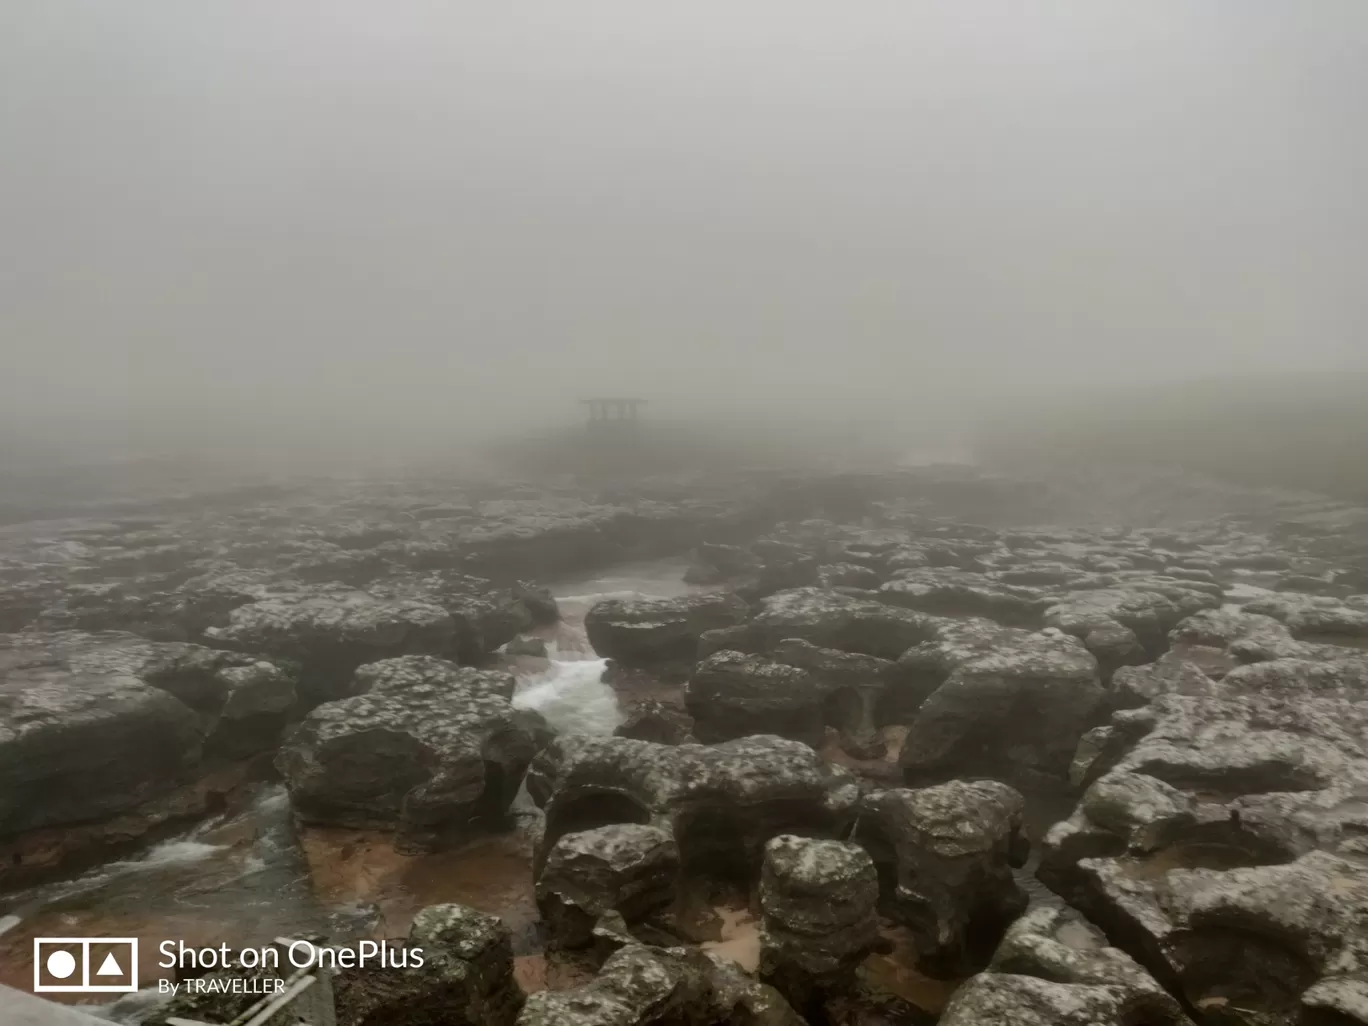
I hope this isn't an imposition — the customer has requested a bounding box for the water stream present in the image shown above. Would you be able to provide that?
[0,559,694,1020]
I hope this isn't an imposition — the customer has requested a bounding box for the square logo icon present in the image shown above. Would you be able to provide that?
[33,938,139,993]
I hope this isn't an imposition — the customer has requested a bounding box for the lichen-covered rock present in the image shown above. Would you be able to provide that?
[0,648,202,839]
[0,631,301,842]
[772,638,895,758]
[341,903,524,1026]
[516,942,803,1026]
[899,629,1102,787]
[536,824,680,949]
[1062,852,1368,1026]
[1243,590,1368,643]
[1041,655,1368,901]
[1039,646,1368,1025]
[878,567,1050,625]
[749,587,937,659]
[1045,584,1221,659]
[758,835,879,1012]
[205,590,460,705]
[684,650,827,747]
[940,906,1193,1026]
[855,782,1028,975]
[276,656,541,852]
[584,592,750,667]
[528,734,860,885]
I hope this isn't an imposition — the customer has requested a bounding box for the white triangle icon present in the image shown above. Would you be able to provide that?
[96,952,123,976]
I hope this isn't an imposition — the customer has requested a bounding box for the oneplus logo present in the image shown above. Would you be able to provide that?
[33,938,139,993]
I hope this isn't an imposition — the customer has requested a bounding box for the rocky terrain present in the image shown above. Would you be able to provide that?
[4,463,1368,1025]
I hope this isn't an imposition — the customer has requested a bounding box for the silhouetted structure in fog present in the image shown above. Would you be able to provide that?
[581,397,647,432]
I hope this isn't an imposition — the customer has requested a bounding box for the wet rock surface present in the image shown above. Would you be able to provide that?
[758,835,880,1013]
[276,656,543,852]
[940,906,1194,1025]
[529,734,861,881]
[536,824,680,949]
[516,941,804,1026]
[684,650,827,746]
[5,466,1368,1023]
[856,781,1028,977]
[584,591,750,668]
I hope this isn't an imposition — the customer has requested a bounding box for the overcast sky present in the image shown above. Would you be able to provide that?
[1,2,1364,456]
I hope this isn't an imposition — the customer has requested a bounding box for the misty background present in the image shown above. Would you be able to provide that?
[1,3,1365,476]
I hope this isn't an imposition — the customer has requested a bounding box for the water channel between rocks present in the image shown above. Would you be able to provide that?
[0,560,697,1020]
[0,559,1287,1021]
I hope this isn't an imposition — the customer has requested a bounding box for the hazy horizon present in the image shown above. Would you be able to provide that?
[3,3,1365,464]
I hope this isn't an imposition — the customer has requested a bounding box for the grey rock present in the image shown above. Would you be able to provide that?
[758,835,879,1011]
[341,903,524,1026]
[516,942,803,1026]
[205,590,460,705]
[584,592,750,667]
[750,587,937,659]
[899,628,1103,786]
[276,656,540,852]
[855,781,1027,976]
[529,734,860,886]
[941,907,1193,1025]
[684,650,826,747]
[536,824,680,949]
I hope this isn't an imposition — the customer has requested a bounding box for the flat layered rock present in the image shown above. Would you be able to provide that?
[899,628,1102,786]
[516,943,802,1026]
[856,781,1028,976]
[536,824,680,949]
[748,587,937,659]
[941,906,1193,1026]
[276,655,542,851]
[584,592,750,667]
[0,630,298,838]
[205,589,460,704]
[528,734,860,884]
[684,650,827,747]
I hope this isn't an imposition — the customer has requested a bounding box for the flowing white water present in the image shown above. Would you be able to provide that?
[513,658,619,735]
[4,559,697,1020]
[508,558,698,737]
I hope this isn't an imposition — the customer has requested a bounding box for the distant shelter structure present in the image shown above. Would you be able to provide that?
[581,397,647,432]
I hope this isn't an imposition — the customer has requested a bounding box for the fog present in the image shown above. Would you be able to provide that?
[2,3,1365,467]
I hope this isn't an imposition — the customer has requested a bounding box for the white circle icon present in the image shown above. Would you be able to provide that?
[46,949,77,979]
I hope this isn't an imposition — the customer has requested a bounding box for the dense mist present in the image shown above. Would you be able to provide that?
[2,3,1365,470]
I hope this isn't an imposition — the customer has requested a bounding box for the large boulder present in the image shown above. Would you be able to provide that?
[528,734,860,888]
[0,642,203,838]
[684,651,827,747]
[276,656,542,852]
[205,590,461,705]
[747,587,938,659]
[758,835,879,1013]
[1243,590,1368,644]
[1040,650,1368,1026]
[1044,583,1222,664]
[899,628,1103,787]
[517,942,803,1026]
[584,592,750,667]
[151,903,524,1026]
[878,567,1050,626]
[855,781,1028,976]
[940,906,1194,1026]
[536,824,680,949]
[341,903,525,1026]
